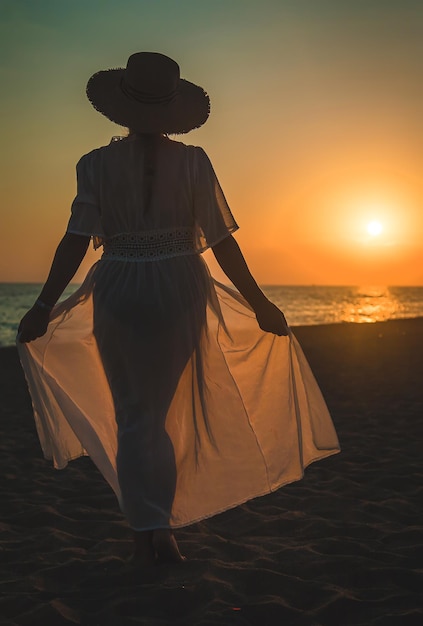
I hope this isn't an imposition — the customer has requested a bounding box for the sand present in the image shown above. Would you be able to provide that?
[1,318,422,626]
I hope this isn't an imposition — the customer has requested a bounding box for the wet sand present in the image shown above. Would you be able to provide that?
[1,318,422,625]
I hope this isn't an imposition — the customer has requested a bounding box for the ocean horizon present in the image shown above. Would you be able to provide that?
[1,282,422,348]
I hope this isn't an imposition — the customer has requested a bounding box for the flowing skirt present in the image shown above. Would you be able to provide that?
[17,255,340,529]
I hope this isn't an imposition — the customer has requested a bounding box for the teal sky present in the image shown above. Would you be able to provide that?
[1,0,423,284]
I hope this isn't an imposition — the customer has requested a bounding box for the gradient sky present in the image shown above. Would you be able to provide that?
[1,0,422,285]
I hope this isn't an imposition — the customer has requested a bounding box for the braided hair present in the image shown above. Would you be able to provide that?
[141,133,158,214]
[128,131,161,214]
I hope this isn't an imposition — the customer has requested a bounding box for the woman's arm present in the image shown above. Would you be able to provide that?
[212,235,288,336]
[18,232,91,343]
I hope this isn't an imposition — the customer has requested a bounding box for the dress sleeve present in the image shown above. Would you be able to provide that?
[191,147,239,252]
[66,153,104,248]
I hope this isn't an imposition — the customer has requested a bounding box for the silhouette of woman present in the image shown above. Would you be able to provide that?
[18,53,340,565]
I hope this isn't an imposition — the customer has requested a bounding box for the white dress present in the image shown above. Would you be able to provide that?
[18,136,340,531]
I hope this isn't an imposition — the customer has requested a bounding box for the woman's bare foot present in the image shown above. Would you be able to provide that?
[152,529,186,564]
[132,530,156,566]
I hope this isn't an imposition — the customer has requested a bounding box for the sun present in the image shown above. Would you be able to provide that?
[366,220,383,237]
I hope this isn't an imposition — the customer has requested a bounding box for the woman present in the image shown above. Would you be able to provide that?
[18,52,340,565]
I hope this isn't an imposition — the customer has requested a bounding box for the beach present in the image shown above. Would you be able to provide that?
[1,318,422,626]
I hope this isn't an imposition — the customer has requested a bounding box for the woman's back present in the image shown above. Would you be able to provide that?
[70,135,238,256]
[79,136,194,236]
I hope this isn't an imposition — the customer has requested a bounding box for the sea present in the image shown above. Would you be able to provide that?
[1,283,422,348]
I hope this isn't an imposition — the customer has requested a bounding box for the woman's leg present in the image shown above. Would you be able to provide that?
[93,272,207,563]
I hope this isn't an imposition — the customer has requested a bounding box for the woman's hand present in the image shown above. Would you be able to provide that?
[255,300,289,336]
[16,232,90,344]
[18,306,51,343]
[212,236,289,336]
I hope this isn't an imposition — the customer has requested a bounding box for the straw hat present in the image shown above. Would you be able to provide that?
[86,52,210,134]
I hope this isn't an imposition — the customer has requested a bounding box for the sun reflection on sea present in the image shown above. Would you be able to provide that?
[261,285,422,327]
[340,286,402,323]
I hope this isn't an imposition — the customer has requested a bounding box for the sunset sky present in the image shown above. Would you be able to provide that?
[1,0,422,285]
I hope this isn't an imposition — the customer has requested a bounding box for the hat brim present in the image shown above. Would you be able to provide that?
[86,68,210,134]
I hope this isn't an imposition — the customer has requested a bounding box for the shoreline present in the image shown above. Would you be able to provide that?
[1,317,422,625]
[3,314,423,350]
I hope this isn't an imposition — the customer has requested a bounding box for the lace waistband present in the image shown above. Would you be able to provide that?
[101,228,196,262]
